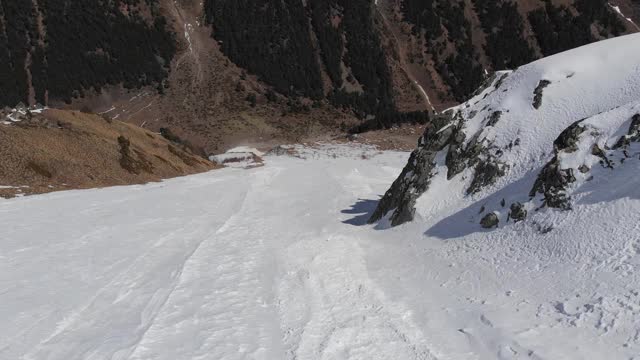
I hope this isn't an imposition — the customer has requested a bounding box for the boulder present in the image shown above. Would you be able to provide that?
[480,212,499,229]
[508,202,527,222]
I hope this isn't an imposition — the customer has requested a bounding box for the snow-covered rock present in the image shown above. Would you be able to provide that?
[371,33,640,228]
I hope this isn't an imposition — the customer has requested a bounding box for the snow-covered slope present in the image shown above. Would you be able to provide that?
[1,139,639,359]
[362,34,640,358]
[371,33,640,228]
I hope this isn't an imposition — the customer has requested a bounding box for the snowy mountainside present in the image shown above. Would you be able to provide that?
[370,33,640,228]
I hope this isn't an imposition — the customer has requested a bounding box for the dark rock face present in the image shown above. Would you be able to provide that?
[118,136,153,175]
[529,120,586,210]
[533,80,551,109]
[530,158,576,210]
[445,115,508,194]
[591,144,613,168]
[370,83,516,227]
[553,119,586,152]
[368,114,454,226]
[486,111,503,127]
[467,160,507,195]
[480,212,499,229]
[508,202,527,222]
[445,124,473,179]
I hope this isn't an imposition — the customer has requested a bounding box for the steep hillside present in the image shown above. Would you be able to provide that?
[370,33,640,228]
[0,107,213,198]
[0,0,176,106]
[1,0,637,152]
[377,0,639,109]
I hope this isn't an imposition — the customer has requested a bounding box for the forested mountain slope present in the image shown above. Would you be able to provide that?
[1,0,637,151]
[379,0,639,107]
[0,0,175,106]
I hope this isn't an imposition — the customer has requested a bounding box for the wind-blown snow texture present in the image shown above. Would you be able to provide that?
[2,35,640,360]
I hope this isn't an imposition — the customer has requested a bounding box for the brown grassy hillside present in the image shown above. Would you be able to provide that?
[0,109,214,198]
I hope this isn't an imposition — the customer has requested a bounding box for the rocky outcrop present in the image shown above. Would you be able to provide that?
[368,74,518,226]
[370,30,640,232]
[508,202,527,222]
[467,160,508,195]
[533,80,551,109]
[480,212,500,229]
[445,114,509,195]
[368,113,454,226]
[529,120,586,210]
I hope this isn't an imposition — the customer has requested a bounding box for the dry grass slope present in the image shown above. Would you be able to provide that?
[0,109,214,198]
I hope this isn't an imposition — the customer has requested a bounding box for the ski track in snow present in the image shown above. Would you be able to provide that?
[1,143,639,360]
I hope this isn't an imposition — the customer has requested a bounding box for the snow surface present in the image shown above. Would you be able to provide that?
[1,141,639,359]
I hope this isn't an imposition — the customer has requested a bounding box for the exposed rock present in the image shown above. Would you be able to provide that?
[480,212,499,229]
[529,120,587,210]
[445,123,473,179]
[493,73,510,92]
[530,157,576,210]
[467,159,508,195]
[591,144,613,168]
[508,202,527,222]
[533,80,551,109]
[553,120,586,152]
[368,113,455,226]
[486,111,502,127]
[118,136,154,175]
[444,111,509,194]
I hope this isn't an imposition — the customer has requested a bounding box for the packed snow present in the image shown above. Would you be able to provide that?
[2,35,640,360]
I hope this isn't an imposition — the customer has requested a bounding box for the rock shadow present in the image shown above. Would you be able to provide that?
[342,198,379,226]
[425,169,540,239]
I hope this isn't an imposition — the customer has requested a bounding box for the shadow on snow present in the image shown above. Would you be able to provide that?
[341,198,379,226]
